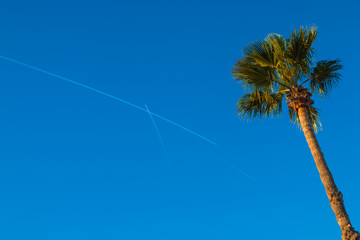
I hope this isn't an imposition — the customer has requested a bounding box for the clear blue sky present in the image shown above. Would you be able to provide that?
[0,0,359,239]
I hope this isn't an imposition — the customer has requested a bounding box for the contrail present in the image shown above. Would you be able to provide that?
[0,55,217,146]
[220,157,255,181]
[145,104,172,173]
[208,147,255,181]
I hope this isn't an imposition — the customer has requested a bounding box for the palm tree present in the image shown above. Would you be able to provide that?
[232,26,359,240]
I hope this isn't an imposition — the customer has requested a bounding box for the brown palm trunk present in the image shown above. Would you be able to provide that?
[297,107,359,240]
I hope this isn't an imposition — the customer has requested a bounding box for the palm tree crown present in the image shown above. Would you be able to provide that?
[232,26,342,131]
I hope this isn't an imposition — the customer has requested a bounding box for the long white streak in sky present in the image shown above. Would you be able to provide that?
[145,104,172,173]
[209,148,255,181]
[0,55,217,146]
[220,157,255,181]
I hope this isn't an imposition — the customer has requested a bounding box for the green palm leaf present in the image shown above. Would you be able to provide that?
[232,58,275,91]
[237,90,284,119]
[242,40,277,68]
[310,59,343,97]
[265,33,286,65]
[286,26,318,75]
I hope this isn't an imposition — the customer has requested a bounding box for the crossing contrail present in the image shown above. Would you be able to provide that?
[0,55,217,146]
[145,104,172,173]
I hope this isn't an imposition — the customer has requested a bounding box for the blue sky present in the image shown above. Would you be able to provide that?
[0,0,359,239]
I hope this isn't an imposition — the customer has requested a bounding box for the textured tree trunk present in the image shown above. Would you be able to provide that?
[297,107,359,240]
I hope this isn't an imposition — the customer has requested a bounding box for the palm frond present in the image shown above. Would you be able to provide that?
[232,58,276,91]
[308,105,321,132]
[237,90,284,119]
[309,59,343,97]
[288,106,297,124]
[242,40,277,68]
[265,33,286,65]
[286,26,318,75]
[276,64,298,85]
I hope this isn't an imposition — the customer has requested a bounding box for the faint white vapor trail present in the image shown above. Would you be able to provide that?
[0,55,217,146]
[208,147,255,181]
[220,156,255,181]
[145,104,172,173]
